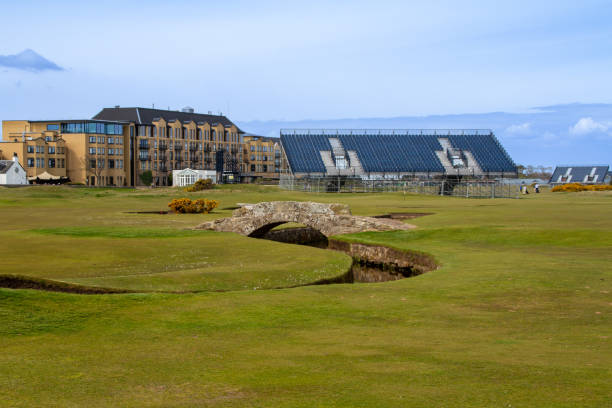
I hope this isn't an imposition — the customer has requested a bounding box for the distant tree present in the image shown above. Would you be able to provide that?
[140,170,153,186]
[517,164,553,180]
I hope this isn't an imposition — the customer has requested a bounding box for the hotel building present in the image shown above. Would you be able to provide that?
[1,106,243,186]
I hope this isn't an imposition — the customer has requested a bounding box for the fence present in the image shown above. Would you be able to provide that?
[279,175,519,198]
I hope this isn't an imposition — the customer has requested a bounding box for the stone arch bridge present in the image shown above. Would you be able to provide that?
[195,201,415,237]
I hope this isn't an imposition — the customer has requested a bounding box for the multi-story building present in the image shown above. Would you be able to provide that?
[93,106,243,186]
[1,106,243,186]
[0,120,112,184]
[241,134,282,182]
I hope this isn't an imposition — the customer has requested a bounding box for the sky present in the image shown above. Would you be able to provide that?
[1,0,611,165]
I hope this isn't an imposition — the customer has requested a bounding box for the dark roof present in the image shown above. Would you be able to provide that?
[280,129,516,174]
[0,160,15,174]
[92,107,243,133]
[550,165,609,184]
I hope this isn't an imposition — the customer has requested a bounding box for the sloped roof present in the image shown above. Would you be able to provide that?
[550,166,609,184]
[92,107,243,133]
[0,160,15,174]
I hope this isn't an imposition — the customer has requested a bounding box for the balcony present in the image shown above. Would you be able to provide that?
[139,142,149,150]
[158,143,168,151]
[139,155,151,161]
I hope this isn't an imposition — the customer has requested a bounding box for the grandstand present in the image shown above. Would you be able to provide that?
[280,129,517,179]
[549,166,610,185]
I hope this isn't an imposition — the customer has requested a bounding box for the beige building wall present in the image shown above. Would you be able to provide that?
[242,135,281,181]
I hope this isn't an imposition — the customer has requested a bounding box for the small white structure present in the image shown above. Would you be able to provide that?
[0,155,28,185]
[172,168,216,187]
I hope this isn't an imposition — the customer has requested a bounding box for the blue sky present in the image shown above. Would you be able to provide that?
[1,0,611,165]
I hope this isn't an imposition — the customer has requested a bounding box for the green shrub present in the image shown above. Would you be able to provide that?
[139,170,153,186]
[185,178,214,192]
[168,198,219,214]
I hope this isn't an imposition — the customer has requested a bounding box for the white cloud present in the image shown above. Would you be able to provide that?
[506,122,531,135]
[569,117,609,135]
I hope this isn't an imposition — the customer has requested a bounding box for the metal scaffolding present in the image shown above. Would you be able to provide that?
[279,175,519,198]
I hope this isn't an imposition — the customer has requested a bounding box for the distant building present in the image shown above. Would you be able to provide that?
[280,129,517,179]
[549,166,610,184]
[0,154,27,185]
[2,106,243,187]
[0,129,68,182]
[93,107,243,186]
[241,134,282,182]
[172,168,217,187]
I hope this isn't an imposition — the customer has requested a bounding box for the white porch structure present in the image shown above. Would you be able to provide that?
[172,168,217,187]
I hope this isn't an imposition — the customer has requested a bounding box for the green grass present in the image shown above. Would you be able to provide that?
[0,185,611,407]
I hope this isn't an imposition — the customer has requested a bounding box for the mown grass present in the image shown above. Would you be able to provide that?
[0,185,611,407]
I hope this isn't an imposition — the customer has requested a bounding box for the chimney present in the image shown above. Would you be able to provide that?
[13,153,18,163]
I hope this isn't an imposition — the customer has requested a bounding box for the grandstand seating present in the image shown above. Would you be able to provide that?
[550,166,609,184]
[280,130,516,177]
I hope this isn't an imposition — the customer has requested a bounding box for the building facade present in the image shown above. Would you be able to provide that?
[1,106,244,186]
[241,134,282,182]
[93,107,243,186]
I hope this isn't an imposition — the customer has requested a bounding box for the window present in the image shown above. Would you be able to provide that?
[97,159,105,169]
[108,137,114,144]
[27,145,34,153]
[130,127,134,137]
[109,159,115,169]
[89,136,96,143]
[97,147,105,154]
[97,136,104,143]
[90,159,96,169]
[153,127,157,137]
[47,124,59,131]
[48,158,55,168]
[36,145,44,154]
[169,128,173,138]
[89,147,96,154]
[48,146,55,154]
[27,158,34,167]
[251,164,255,172]
[250,146,255,152]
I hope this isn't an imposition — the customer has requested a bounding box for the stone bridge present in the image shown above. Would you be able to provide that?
[195,201,415,237]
